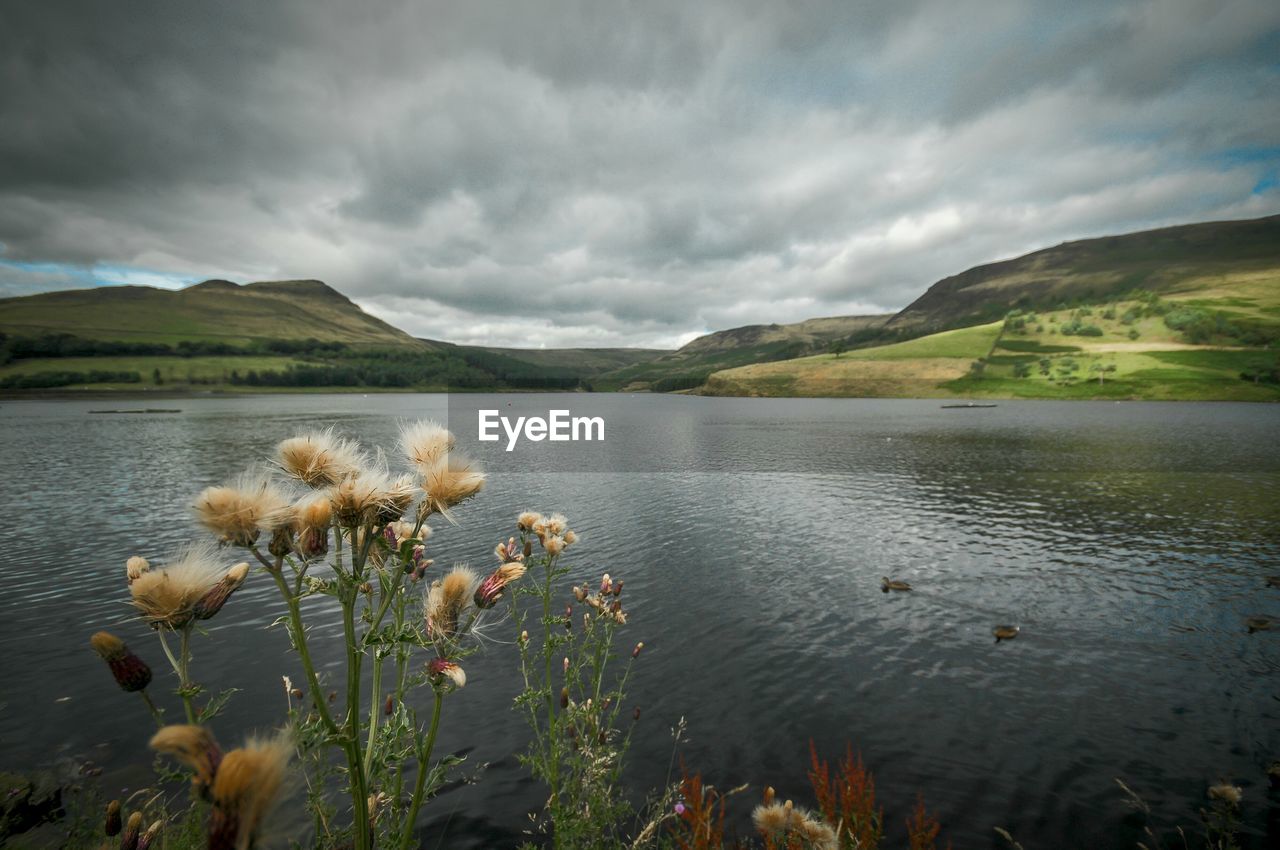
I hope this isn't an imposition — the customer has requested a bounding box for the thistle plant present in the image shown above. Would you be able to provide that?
[510,511,646,848]
[91,420,540,850]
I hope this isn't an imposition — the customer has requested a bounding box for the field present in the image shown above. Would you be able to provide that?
[0,355,306,390]
[704,296,1280,401]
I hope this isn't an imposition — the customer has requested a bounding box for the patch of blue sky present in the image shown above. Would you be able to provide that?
[0,257,195,290]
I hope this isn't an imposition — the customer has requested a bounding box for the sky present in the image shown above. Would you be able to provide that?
[1,0,1278,349]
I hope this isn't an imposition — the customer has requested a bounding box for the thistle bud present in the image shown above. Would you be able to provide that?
[126,556,150,584]
[90,632,152,692]
[610,600,622,615]
[427,657,466,689]
[612,580,623,597]
[298,526,329,558]
[328,691,337,703]
[600,574,612,594]
[105,800,122,836]
[383,525,398,548]
[474,562,527,609]
[632,642,644,659]
[633,706,641,721]
[563,657,570,675]
[137,821,162,850]
[150,725,223,797]
[565,604,573,619]
[192,563,250,621]
[520,630,529,644]
[572,585,587,602]
[522,539,532,558]
[495,537,523,563]
[290,688,303,699]
[121,811,143,850]
[359,582,372,594]
[763,786,775,805]
[560,687,569,709]
[384,695,394,716]
[267,526,295,558]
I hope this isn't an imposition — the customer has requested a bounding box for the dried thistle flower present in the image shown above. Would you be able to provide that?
[129,543,229,630]
[208,733,291,850]
[105,800,122,836]
[426,657,466,689]
[126,556,150,584]
[90,631,153,692]
[546,514,568,535]
[544,536,565,557]
[151,724,223,796]
[516,511,542,532]
[425,567,477,639]
[137,820,162,850]
[1208,783,1243,805]
[192,562,250,621]
[275,428,362,487]
[420,453,485,517]
[121,811,143,850]
[494,537,522,563]
[329,468,416,527]
[563,529,578,545]
[399,420,455,472]
[193,473,293,547]
[473,562,527,609]
[292,494,332,558]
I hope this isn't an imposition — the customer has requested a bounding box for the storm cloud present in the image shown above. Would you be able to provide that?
[2,0,1278,347]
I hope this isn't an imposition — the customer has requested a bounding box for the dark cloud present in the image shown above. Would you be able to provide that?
[1,0,1278,348]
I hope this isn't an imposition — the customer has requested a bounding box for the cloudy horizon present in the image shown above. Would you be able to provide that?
[2,0,1278,348]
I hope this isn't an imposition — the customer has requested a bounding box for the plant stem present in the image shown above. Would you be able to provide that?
[266,565,340,737]
[399,691,443,850]
[341,579,372,850]
[542,555,559,810]
[363,653,384,777]
[156,628,196,723]
[138,690,164,727]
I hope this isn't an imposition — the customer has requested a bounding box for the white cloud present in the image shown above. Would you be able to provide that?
[0,0,1277,347]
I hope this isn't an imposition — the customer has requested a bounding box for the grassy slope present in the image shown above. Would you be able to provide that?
[0,279,420,347]
[705,291,1280,400]
[703,219,1280,401]
[595,314,889,390]
[703,323,1002,397]
[0,355,311,392]
[888,214,1280,331]
[464,345,666,374]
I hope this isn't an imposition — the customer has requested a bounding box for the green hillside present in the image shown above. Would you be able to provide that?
[594,314,890,391]
[887,214,1280,331]
[0,279,668,393]
[0,279,420,347]
[703,285,1280,401]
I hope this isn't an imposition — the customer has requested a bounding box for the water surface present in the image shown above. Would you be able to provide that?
[0,394,1277,848]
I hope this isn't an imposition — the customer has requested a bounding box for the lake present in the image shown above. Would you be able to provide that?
[1,393,1277,848]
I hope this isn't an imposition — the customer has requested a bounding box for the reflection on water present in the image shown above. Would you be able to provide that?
[0,394,1277,848]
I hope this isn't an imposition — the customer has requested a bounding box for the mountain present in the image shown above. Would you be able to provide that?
[887,214,1280,331]
[0,278,420,347]
[594,314,889,390]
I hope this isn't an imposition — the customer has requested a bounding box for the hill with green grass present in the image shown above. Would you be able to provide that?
[886,214,1280,332]
[592,314,890,391]
[704,286,1280,401]
[0,278,421,347]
